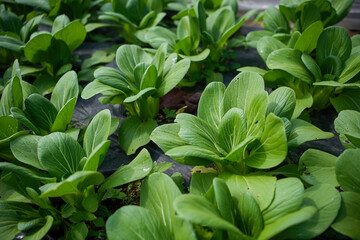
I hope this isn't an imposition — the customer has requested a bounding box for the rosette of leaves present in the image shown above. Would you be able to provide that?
[174,174,342,240]
[245,0,353,47]
[297,148,360,239]
[23,14,86,94]
[106,173,197,240]
[0,109,158,239]
[93,0,166,43]
[9,70,79,136]
[135,4,210,86]
[0,5,43,68]
[0,60,39,160]
[241,25,360,110]
[81,44,191,155]
[151,72,333,174]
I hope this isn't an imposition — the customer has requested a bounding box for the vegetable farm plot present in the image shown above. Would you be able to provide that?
[0,0,359,240]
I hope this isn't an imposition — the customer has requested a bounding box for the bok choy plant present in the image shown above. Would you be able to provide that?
[151,72,333,174]
[0,108,158,239]
[241,25,360,110]
[245,0,354,47]
[298,147,360,239]
[174,175,340,240]
[0,60,40,160]
[93,0,166,43]
[0,5,43,69]
[23,14,86,94]
[81,43,190,155]
[106,173,197,240]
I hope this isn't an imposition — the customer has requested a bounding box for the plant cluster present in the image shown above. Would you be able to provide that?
[240,0,360,111]
[0,0,359,239]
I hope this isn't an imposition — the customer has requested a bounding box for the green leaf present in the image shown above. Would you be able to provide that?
[0,75,23,116]
[118,116,157,155]
[267,48,314,84]
[316,26,352,68]
[245,30,274,48]
[100,149,153,191]
[220,173,276,211]
[336,149,360,193]
[258,206,317,240]
[150,123,187,153]
[38,132,85,179]
[22,216,53,240]
[141,173,181,235]
[294,21,323,53]
[53,20,86,52]
[123,87,157,104]
[106,206,172,240]
[287,119,334,149]
[236,192,264,238]
[190,173,217,195]
[24,33,52,63]
[213,178,235,225]
[299,149,339,187]
[83,109,111,156]
[332,192,360,240]
[0,162,55,183]
[301,52,322,82]
[174,194,243,236]
[245,113,287,169]
[39,171,104,197]
[81,80,124,100]
[263,7,290,33]
[52,14,70,34]
[279,184,341,239]
[0,36,23,52]
[218,108,247,154]
[179,48,210,62]
[223,72,264,113]
[330,89,360,112]
[82,140,111,171]
[176,113,218,152]
[198,82,226,129]
[68,222,88,240]
[157,58,190,96]
[10,135,44,170]
[335,110,360,148]
[25,93,58,132]
[263,178,304,225]
[10,108,40,135]
[94,67,132,93]
[50,71,79,111]
[51,97,77,132]
[257,36,287,62]
[292,93,313,119]
[116,45,152,81]
[166,145,223,164]
[267,87,296,119]
[338,52,360,84]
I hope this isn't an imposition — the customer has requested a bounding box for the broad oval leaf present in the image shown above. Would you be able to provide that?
[24,33,52,63]
[334,110,360,148]
[267,48,314,84]
[51,97,77,132]
[38,132,85,179]
[10,135,44,170]
[100,149,153,191]
[150,123,186,153]
[336,149,360,193]
[50,71,79,111]
[39,171,104,197]
[106,206,172,240]
[257,36,287,62]
[267,87,296,119]
[25,93,58,132]
[198,82,226,129]
[83,109,112,156]
[53,20,86,52]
